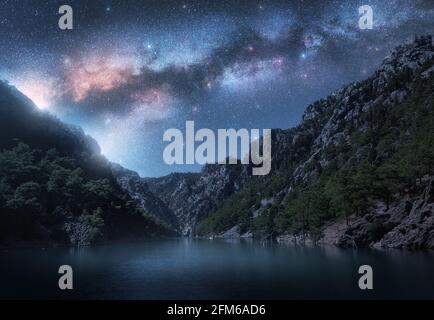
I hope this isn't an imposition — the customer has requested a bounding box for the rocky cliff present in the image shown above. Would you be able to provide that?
[341,176,434,249]
[145,164,248,236]
[111,163,180,232]
[137,36,434,248]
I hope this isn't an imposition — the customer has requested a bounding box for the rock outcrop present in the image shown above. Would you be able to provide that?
[111,163,180,232]
[334,176,433,249]
[145,163,248,235]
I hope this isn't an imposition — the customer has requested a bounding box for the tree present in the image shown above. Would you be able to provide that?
[0,143,39,185]
[350,164,375,216]
[374,163,401,210]
[0,178,12,208]
[325,167,373,226]
[6,182,42,214]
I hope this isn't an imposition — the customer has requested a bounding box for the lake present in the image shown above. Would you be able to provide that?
[1,239,433,299]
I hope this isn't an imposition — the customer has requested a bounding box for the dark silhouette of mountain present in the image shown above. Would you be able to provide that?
[0,81,174,245]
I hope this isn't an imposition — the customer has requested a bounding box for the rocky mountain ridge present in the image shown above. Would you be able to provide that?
[115,36,434,248]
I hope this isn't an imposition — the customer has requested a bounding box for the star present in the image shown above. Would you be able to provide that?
[1,0,431,176]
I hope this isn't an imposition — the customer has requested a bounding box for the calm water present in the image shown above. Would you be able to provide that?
[0,239,433,299]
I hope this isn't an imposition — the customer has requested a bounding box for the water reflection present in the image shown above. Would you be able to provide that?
[0,239,433,299]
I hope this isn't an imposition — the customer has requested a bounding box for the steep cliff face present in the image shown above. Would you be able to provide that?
[140,36,434,248]
[290,35,434,184]
[145,164,249,235]
[340,176,434,249]
[377,177,434,249]
[111,163,180,232]
[278,175,434,249]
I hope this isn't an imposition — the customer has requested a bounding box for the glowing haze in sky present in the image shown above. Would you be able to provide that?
[0,0,433,176]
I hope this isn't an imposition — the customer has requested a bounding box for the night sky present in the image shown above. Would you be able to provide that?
[0,0,433,176]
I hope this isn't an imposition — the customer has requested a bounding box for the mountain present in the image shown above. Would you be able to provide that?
[145,165,247,236]
[144,35,434,248]
[0,81,173,245]
[111,163,180,232]
[4,36,432,249]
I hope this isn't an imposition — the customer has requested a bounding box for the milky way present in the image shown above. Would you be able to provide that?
[0,0,433,176]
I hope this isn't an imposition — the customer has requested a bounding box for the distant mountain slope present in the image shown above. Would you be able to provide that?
[0,83,101,165]
[145,167,245,236]
[146,36,434,248]
[111,163,180,232]
[0,81,173,245]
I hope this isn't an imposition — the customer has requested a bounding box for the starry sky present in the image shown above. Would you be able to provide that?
[0,0,433,176]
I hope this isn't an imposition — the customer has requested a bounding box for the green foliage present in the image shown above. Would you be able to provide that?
[195,65,434,237]
[0,142,171,243]
[195,186,255,235]
[6,182,42,213]
[79,207,105,242]
[83,179,113,199]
